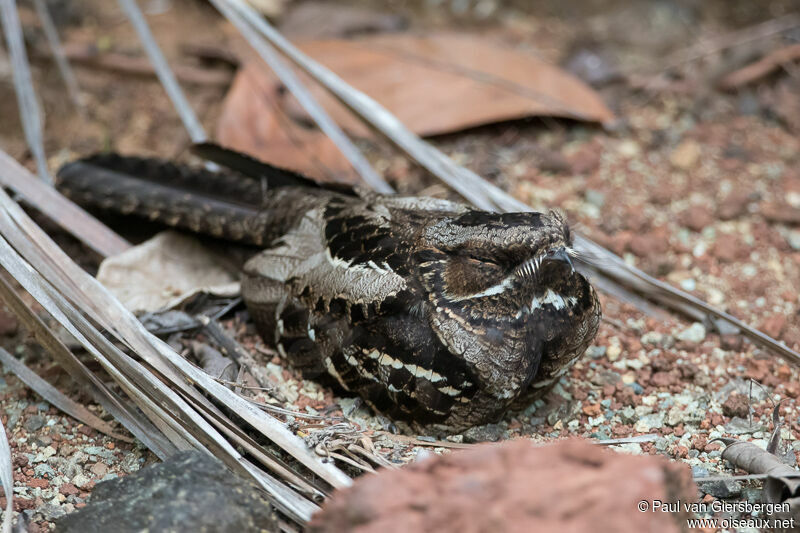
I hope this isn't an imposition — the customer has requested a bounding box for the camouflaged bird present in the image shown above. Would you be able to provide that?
[57,145,601,432]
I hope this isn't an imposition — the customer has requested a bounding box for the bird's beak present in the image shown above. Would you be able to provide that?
[546,246,575,274]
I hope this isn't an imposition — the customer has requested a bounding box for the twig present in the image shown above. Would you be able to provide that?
[0,0,51,182]
[208,0,392,193]
[32,0,86,115]
[116,0,206,142]
[0,170,352,490]
[656,13,800,75]
[695,472,800,482]
[718,43,800,89]
[47,42,235,87]
[0,415,12,533]
[594,433,659,446]
[0,272,171,452]
[0,347,133,442]
[0,150,131,258]
[198,315,286,400]
[383,433,474,449]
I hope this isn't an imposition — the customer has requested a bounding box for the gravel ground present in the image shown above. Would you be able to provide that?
[0,0,798,530]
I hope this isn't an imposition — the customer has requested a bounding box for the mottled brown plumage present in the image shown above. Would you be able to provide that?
[57,147,601,432]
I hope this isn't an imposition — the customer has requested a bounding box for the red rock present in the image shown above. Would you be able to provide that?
[691,435,707,450]
[712,233,747,263]
[674,446,689,459]
[681,205,713,232]
[784,327,800,350]
[720,334,743,351]
[785,382,800,399]
[568,142,602,175]
[722,393,750,418]
[28,478,49,489]
[0,308,17,337]
[650,371,677,388]
[717,190,751,220]
[582,403,602,417]
[760,314,787,338]
[78,425,96,437]
[89,462,108,477]
[59,483,79,496]
[777,364,792,380]
[629,229,669,258]
[0,497,35,511]
[761,202,800,225]
[310,439,696,533]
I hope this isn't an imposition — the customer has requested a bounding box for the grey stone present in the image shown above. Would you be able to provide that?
[714,378,767,403]
[34,464,56,478]
[787,230,800,251]
[529,416,545,427]
[82,446,116,462]
[698,479,742,499]
[626,382,644,395]
[619,406,637,424]
[590,369,621,387]
[585,346,606,359]
[43,503,67,521]
[724,417,764,435]
[56,451,278,533]
[463,423,505,443]
[676,323,706,344]
[24,415,45,432]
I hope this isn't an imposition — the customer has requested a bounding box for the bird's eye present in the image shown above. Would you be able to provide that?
[467,254,501,267]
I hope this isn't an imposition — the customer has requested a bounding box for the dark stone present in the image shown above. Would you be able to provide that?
[698,479,742,499]
[463,423,505,443]
[55,451,277,533]
[24,415,45,433]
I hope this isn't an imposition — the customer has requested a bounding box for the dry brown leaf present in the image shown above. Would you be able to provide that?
[96,231,240,313]
[216,63,358,182]
[718,43,800,90]
[291,33,615,136]
[216,33,614,181]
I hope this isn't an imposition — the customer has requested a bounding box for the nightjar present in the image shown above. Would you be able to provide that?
[57,145,601,432]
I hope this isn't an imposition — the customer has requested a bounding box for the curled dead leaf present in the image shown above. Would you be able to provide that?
[217,33,615,182]
[96,231,240,313]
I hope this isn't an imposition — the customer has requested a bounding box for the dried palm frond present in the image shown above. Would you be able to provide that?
[0,162,351,524]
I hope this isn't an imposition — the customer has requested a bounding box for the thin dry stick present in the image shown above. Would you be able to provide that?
[0,188,335,522]
[116,0,206,142]
[217,0,494,210]
[0,0,51,182]
[0,166,352,491]
[50,43,234,87]
[0,272,173,451]
[0,347,133,442]
[208,0,392,193]
[0,150,131,257]
[0,416,12,533]
[655,13,800,74]
[32,0,86,115]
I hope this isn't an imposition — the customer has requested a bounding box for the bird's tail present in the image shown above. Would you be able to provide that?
[56,144,343,246]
